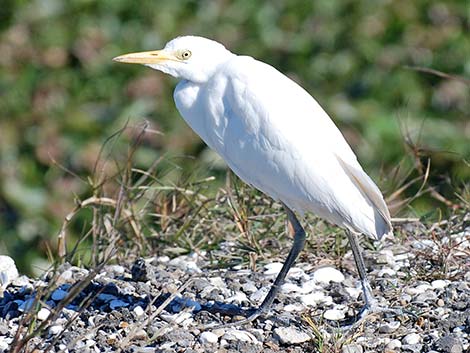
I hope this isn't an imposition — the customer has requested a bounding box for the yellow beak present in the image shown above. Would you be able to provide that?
[113,50,177,64]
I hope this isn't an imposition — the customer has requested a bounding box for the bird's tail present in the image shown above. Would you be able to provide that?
[336,156,392,240]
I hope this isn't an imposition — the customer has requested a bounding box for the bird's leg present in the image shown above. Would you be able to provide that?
[345,230,378,312]
[341,231,413,329]
[252,205,306,316]
[214,205,306,328]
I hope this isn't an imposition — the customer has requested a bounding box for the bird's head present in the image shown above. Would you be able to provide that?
[113,36,234,83]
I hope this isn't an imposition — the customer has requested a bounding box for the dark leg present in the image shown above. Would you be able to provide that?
[213,204,306,327]
[340,231,412,329]
[345,231,377,310]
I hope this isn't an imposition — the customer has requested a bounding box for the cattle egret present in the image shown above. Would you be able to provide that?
[114,36,392,325]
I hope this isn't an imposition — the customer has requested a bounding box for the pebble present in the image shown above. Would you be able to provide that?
[402,333,421,345]
[281,282,304,293]
[344,286,362,299]
[431,279,448,289]
[301,292,332,307]
[313,267,345,284]
[98,293,117,302]
[274,327,311,344]
[199,331,218,344]
[324,308,345,321]
[49,325,63,335]
[51,288,68,301]
[133,329,147,340]
[58,269,73,283]
[378,267,396,277]
[0,337,10,351]
[342,343,363,353]
[11,275,30,288]
[223,329,259,344]
[386,339,402,350]
[415,290,438,302]
[226,291,247,304]
[107,265,125,275]
[412,239,437,250]
[376,249,396,265]
[0,256,19,293]
[264,262,283,275]
[250,287,269,303]
[133,305,145,317]
[109,299,128,309]
[161,311,193,325]
[242,281,257,293]
[379,321,400,333]
[18,298,35,312]
[436,335,463,353]
[406,284,432,295]
[168,256,201,273]
[37,308,51,321]
[284,303,304,312]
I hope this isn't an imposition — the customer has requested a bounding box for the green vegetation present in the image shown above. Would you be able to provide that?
[0,0,468,274]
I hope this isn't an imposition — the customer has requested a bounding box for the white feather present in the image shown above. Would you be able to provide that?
[175,53,392,240]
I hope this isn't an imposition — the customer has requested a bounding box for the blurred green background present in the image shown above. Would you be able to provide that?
[0,0,468,274]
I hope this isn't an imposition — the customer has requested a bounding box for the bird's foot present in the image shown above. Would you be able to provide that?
[201,307,265,330]
[337,302,416,331]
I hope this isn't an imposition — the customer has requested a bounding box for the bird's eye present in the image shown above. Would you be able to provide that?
[180,50,192,60]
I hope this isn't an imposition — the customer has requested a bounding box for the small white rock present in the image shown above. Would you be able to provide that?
[168,257,201,273]
[161,311,193,325]
[378,267,396,277]
[107,265,125,275]
[345,286,362,299]
[406,284,432,295]
[301,292,332,307]
[402,333,421,345]
[37,308,51,321]
[313,267,345,284]
[49,325,63,335]
[284,303,304,312]
[264,262,283,275]
[0,336,12,350]
[58,270,73,283]
[0,256,19,293]
[250,287,269,303]
[199,331,218,344]
[376,249,396,265]
[223,329,259,344]
[226,291,247,304]
[281,282,304,293]
[379,321,400,333]
[242,282,257,293]
[342,343,363,353]
[324,308,345,321]
[133,305,145,317]
[412,239,437,250]
[274,327,311,344]
[431,280,448,289]
[386,339,402,350]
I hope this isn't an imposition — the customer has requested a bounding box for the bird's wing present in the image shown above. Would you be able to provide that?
[335,155,392,237]
[185,56,391,238]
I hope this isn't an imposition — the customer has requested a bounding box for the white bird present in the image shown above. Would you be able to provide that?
[114,36,392,325]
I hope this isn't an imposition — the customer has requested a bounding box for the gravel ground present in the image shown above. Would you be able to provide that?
[1,222,469,353]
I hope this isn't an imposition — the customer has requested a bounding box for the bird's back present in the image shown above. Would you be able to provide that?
[174,55,392,240]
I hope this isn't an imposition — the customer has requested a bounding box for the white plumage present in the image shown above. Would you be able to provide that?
[115,35,392,240]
